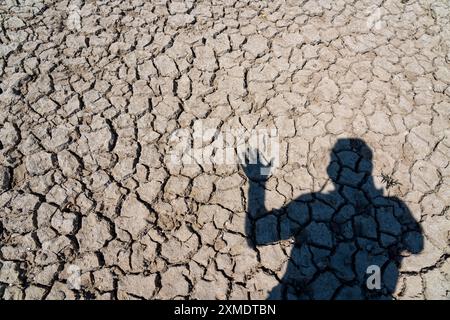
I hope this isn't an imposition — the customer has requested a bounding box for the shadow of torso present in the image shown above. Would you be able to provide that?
[261,188,423,300]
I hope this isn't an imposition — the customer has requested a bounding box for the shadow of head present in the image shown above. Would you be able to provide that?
[326,138,374,186]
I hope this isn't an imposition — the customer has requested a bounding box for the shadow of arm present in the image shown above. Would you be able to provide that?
[392,197,424,254]
[245,180,296,247]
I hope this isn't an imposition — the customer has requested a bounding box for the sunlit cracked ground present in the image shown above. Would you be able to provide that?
[1,0,449,300]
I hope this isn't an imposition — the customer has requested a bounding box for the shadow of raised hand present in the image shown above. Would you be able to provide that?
[239,149,274,250]
[239,149,273,182]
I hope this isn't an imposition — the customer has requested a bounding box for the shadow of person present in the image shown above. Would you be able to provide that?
[241,138,423,300]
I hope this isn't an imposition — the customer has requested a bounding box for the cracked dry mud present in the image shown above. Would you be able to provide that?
[0,0,449,300]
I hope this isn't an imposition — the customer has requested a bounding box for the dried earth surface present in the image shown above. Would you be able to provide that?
[0,0,449,299]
